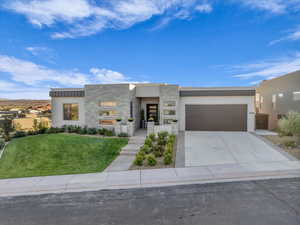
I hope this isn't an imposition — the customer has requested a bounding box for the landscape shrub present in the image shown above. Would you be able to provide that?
[153,145,163,157]
[278,112,300,136]
[165,142,173,154]
[148,133,156,142]
[144,137,153,148]
[137,151,146,160]
[147,154,157,166]
[168,134,176,144]
[79,126,88,135]
[134,154,144,166]
[118,132,129,137]
[87,128,97,135]
[163,152,173,165]
[98,128,106,135]
[141,144,151,154]
[14,131,27,138]
[104,129,115,137]
[157,131,168,146]
[284,140,297,148]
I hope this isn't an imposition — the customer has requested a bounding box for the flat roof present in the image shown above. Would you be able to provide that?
[180,86,255,91]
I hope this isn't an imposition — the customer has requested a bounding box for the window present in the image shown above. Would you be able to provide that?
[278,93,284,98]
[99,110,118,116]
[130,101,133,118]
[164,109,176,115]
[163,119,173,124]
[164,101,176,107]
[100,120,116,125]
[293,92,300,101]
[63,104,79,120]
[272,94,276,110]
[99,101,117,107]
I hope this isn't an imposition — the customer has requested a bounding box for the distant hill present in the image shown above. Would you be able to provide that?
[0,100,51,110]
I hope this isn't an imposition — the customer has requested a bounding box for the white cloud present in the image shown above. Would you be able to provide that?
[6,0,93,27]
[236,0,288,14]
[195,3,213,13]
[5,0,215,39]
[0,55,89,86]
[0,55,147,98]
[26,46,51,55]
[90,68,128,83]
[232,52,300,80]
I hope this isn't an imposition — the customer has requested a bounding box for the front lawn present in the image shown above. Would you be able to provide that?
[0,134,128,179]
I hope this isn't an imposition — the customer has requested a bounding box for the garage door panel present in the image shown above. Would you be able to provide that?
[185,104,247,131]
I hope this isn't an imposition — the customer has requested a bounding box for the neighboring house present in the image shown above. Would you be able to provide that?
[50,84,256,133]
[256,71,300,130]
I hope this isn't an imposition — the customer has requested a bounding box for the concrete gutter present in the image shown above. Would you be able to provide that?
[0,161,300,198]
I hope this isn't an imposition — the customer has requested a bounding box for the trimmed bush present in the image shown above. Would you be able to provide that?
[163,152,173,165]
[98,128,106,135]
[148,133,156,142]
[157,131,168,146]
[14,131,27,138]
[144,137,153,147]
[147,154,157,166]
[118,132,129,137]
[104,129,115,137]
[87,128,97,135]
[141,144,151,154]
[134,154,144,166]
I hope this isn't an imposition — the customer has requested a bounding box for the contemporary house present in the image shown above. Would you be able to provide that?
[50,83,256,135]
[256,71,300,130]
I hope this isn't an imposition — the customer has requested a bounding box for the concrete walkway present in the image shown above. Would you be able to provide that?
[105,130,146,172]
[1,160,300,197]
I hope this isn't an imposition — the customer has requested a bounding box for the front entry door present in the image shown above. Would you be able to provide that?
[147,104,159,122]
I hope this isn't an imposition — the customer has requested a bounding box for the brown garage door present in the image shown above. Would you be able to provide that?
[185,104,247,131]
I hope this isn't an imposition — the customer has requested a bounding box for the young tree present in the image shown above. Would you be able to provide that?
[33,119,39,131]
[1,117,13,141]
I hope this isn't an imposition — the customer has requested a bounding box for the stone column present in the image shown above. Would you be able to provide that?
[115,121,122,136]
[128,121,135,137]
[172,121,178,135]
[147,121,155,136]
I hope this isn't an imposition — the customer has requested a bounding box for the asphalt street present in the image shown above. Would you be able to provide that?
[0,178,299,225]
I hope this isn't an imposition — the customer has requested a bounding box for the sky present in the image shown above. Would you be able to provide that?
[0,0,300,99]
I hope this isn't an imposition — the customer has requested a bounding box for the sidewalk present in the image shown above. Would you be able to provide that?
[0,160,300,197]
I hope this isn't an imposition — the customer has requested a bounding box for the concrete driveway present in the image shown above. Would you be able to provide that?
[185,131,290,167]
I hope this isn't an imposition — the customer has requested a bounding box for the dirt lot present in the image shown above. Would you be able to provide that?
[264,135,300,160]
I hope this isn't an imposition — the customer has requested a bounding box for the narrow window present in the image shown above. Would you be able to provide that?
[63,104,79,120]
[99,110,118,116]
[99,101,117,107]
[100,120,116,125]
[164,101,176,107]
[164,110,176,115]
[272,94,276,110]
[130,101,133,118]
[293,92,300,101]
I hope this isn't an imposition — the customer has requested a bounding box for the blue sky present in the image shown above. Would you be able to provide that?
[0,0,300,99]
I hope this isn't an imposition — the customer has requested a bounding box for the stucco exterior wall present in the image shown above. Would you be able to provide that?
[179,96,255,132]
[256,71,300,129]
[51,97,85,127]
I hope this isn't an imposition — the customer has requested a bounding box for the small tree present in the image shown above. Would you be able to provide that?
[1,117,13,141]
[33,119,39,131]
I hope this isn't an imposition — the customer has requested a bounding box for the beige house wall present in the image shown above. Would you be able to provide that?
[256,71,300,130]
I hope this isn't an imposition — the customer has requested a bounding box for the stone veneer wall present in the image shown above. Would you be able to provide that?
[84,84,131,128]
[159,85,180,125]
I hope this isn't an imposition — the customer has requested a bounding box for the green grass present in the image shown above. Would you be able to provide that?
[0,133,128,179]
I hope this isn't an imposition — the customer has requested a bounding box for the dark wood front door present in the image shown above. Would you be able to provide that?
[147,104,159,122]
